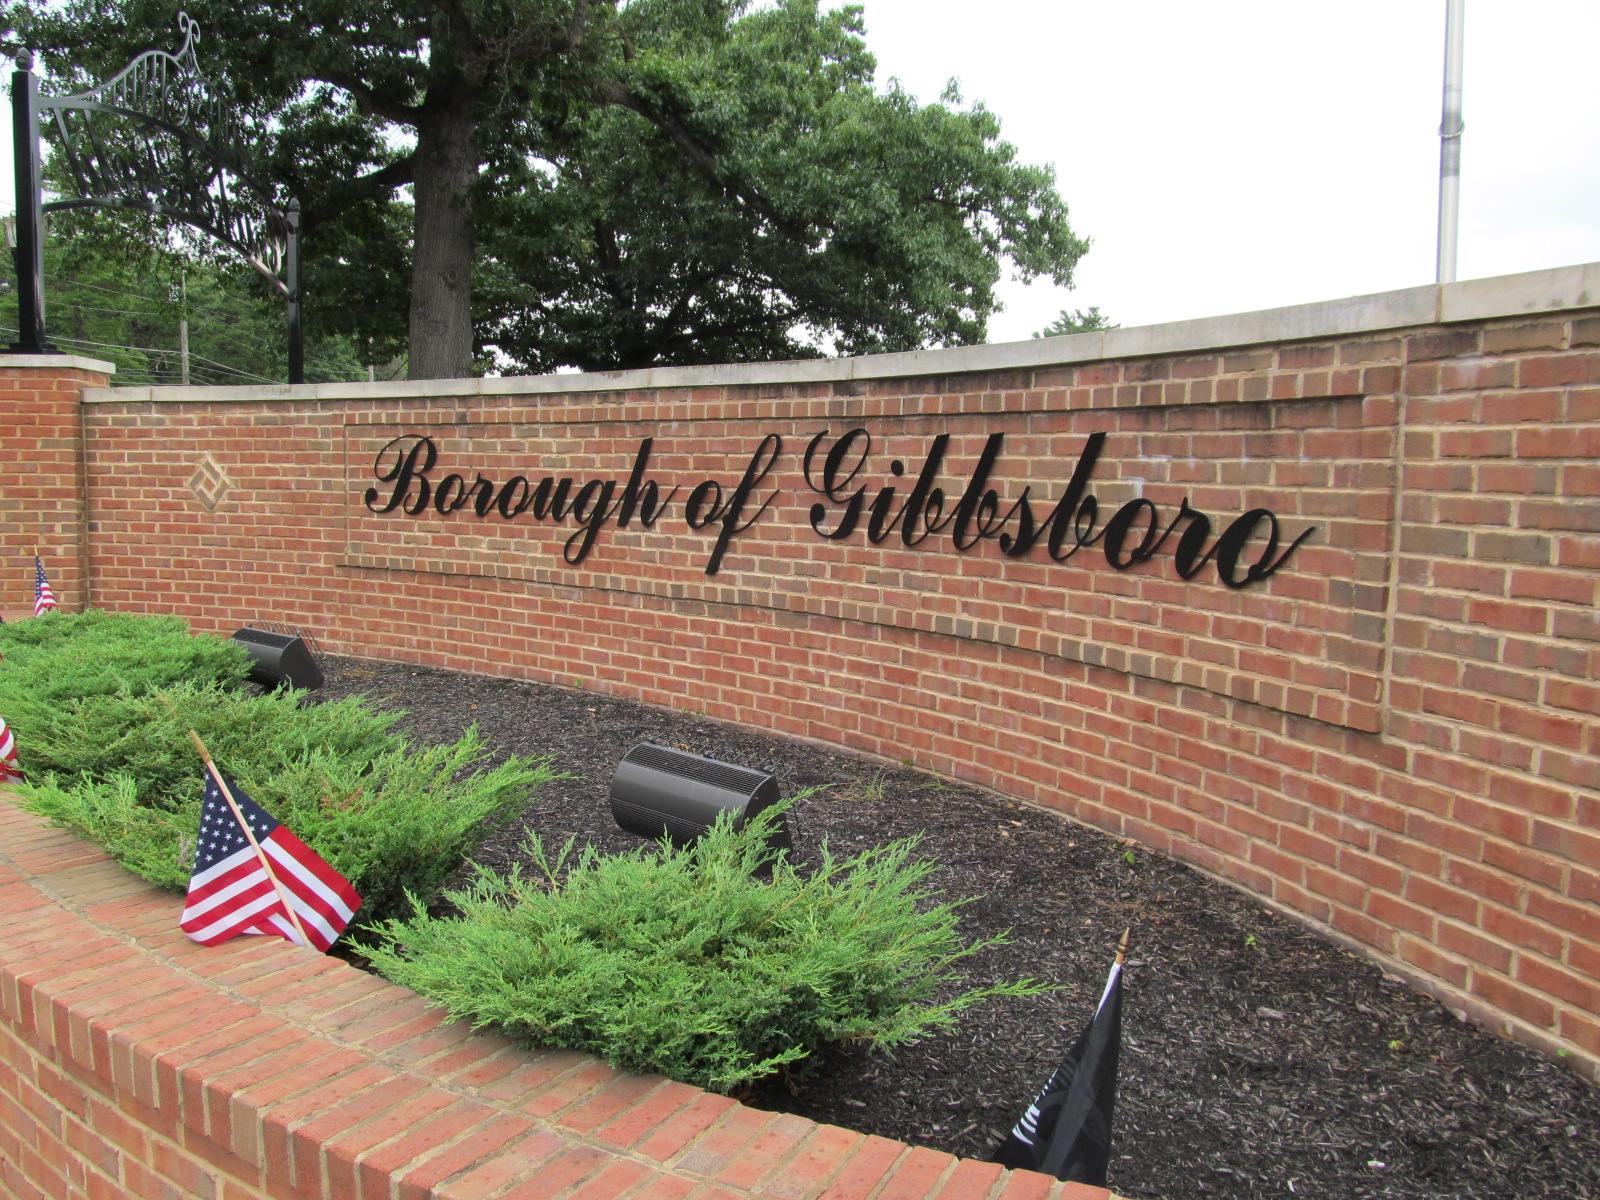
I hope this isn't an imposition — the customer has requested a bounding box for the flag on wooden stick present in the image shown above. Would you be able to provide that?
[993,929,1128,1186]
[32,555,57,616]
[179,732,360,952]
[0,714,23,782]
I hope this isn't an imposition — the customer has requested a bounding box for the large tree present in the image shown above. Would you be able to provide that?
[6,0,1088,378]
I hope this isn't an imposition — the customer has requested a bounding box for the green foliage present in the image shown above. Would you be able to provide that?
[480,4,1089,371]
[0,610,251,707]
[10,682,405,818]
[10,0,1088,376]
[1033,306,1116,339]
[0,219,375,385]
[1,611,551,932]
[20,719,550,927]
[361,806,1044,1092]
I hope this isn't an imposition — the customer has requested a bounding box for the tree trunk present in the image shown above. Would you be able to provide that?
[408,101,479,380]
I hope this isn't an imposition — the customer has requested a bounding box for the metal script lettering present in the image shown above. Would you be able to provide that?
[363,429,1316,587]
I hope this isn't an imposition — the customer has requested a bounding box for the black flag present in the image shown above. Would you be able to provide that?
[993,929,1127,1186]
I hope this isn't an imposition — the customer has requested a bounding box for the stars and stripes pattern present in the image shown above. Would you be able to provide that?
[0,715,22,782]
[179,770,361,952]
[33,557,57,616]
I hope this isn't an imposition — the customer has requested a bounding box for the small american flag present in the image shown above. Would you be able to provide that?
[33,557,57,616]
[180,770,360,952]
[0,715,22,782]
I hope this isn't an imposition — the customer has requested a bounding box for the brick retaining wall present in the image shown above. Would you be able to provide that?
[0,264,1596,1082]
[0,794,1099,1200]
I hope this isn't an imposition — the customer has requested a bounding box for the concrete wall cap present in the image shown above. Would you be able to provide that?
[74,259,1600,406]
[0,352,116,374]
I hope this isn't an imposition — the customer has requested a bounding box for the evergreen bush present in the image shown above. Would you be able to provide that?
[361,807,1044,1092]
[0,609,250,705]
[2,611,551,933]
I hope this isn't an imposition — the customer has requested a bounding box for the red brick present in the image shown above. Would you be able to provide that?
[1437,923,1513,974]
[557,1072,664,1136]
[874,1146,956,1200]
[932,1158,1004,1197]
[756,1123,864,1199]
[818,1136,907,1200]
[712,1112,815,1191]
[429,1132,566,1200]
[1469,973,1556,1030]
[1,336,1598,1098]
[494,1145,611,1200]
[394,1112,537,1200]
[293,1085,455,1198]
[671,1105,778,1177]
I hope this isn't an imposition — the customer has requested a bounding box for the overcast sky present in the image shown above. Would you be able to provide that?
[847,0,1600,340]
[5,3,1598,348]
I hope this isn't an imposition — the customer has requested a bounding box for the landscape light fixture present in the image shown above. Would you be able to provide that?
[230,626,323,692]
[609,743,792,861]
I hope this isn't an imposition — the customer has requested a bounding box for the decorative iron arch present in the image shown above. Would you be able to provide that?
[9,14,303,382]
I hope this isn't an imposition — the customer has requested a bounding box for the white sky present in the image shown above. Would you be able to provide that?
[5,2,1598,346]
[847,0,1600,339]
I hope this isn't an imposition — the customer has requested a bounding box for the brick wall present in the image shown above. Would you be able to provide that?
[0,265,1596,1082]
[0,794,1098,1199]
[0,357,110,619]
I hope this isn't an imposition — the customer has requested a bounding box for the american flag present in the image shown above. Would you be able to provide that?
[180,770,361,952]
[33,557,57,616]
[0,715,22,782]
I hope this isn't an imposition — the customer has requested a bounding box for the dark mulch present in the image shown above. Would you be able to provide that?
[319,655,1600,1200]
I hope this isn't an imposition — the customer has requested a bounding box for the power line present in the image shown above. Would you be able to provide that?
[0,323,283,385]
[183,351,280,385]
[42,274,173,307]
[57,301,168,319]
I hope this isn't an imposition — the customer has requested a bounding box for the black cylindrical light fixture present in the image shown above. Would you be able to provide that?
[610,743,791,857]
[230,627,323,691]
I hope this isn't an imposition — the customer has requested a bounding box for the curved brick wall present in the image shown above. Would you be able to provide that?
[0,795,1100,1200]
[1,264,1597,1081]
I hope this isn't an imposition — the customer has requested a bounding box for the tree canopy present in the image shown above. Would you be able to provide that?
[1033,305,1116,339]
[5,0,1090,379]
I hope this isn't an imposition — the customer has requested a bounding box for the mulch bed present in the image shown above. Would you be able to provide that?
[318,655,1600,1200]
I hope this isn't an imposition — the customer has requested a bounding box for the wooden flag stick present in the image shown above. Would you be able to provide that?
[185,728,314,949]
[1115,928,1130,967]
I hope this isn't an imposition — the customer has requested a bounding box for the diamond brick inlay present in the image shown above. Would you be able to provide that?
[187,453,232,510]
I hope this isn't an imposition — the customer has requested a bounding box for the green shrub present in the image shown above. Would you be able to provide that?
[361,807,1045,1092]
[21,723,551,931]
[11,681,406,810]
[0,610,251,711]
[5,611,553,935]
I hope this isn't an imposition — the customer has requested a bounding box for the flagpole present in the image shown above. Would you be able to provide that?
[1436,0,1465,284]
[184,728,314,949]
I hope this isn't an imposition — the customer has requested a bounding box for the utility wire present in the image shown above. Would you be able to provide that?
[56,301,168,319]
[183,352,280,384]
[43,274,175,306]
[2,322,284,384]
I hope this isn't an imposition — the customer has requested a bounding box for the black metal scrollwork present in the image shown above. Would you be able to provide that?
[9,13,303,381]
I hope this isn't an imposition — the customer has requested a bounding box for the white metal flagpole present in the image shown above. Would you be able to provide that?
[1436,0,1466,284]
